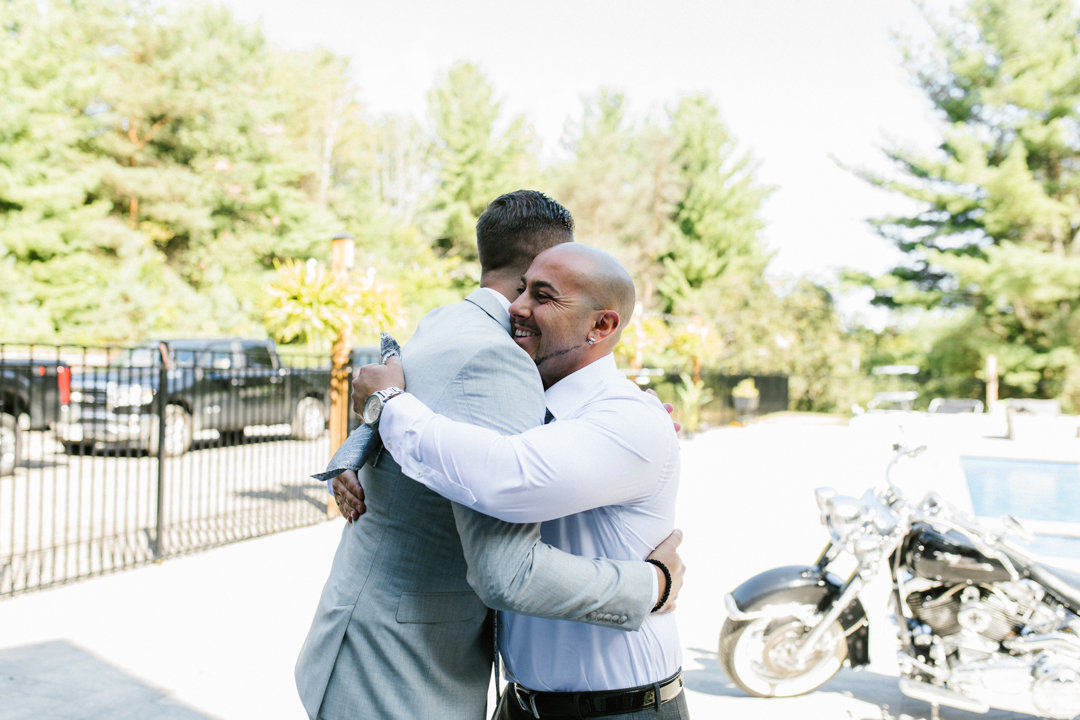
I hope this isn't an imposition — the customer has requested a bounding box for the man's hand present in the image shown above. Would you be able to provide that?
[647,528,685,613]
[645,388,681,433]
[351,356,406,414]
[333,469,366,523]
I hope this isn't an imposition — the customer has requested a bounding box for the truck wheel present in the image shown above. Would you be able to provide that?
[291,397,326,440]
[149,405,193,457]
[0,412,17,476]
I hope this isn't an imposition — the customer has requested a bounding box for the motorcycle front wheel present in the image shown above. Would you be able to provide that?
[718,605,848,698]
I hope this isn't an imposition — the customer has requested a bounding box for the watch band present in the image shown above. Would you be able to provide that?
[376,387,404,404]
[363,386,405,425]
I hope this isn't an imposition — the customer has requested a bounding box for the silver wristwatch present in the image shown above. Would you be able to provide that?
[362,387,405,425]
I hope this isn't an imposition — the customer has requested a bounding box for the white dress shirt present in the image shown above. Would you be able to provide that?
[380,353,681,691]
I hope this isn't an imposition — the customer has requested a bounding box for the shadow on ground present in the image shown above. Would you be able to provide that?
[236,481,328,513]
[682,646,1043,720]
[0,640,213,719]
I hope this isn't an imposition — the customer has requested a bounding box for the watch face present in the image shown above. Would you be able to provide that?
[362,394,381,425]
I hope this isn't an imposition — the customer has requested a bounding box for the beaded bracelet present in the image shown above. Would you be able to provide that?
[646,558,671,613]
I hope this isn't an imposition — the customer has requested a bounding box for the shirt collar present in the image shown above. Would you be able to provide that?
[544,354,619,420]
[478,286,511,315]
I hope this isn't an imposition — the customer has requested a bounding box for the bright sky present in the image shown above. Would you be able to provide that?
[217,0,943,286]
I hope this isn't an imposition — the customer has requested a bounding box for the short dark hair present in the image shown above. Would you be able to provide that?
[476,190,574,273]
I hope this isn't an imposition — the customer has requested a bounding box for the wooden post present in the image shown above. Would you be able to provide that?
[327,232,355,518]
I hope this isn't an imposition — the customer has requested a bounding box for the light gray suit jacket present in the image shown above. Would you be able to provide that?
[295,289,654,720]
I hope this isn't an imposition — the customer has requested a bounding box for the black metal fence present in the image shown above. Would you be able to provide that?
[1,340,792,598]
[0,342,338,598]
[644,371,790,426]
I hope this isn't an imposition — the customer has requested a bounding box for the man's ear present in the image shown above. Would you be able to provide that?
[593,310,620,340]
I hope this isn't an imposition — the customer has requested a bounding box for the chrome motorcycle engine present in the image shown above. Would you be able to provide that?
[904,580,1080,719]
[907,584,1014,643]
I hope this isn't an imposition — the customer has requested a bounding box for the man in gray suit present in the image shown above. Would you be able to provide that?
[296,191,681,720]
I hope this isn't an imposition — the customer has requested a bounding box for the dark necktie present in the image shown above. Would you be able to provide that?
[544,408,555,424]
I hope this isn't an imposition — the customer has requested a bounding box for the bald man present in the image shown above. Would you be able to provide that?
[355,244,688,719]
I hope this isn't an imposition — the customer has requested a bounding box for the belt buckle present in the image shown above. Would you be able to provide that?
[513,684,541,719]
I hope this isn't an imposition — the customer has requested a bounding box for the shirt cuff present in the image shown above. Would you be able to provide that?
[649,560,660,607]
[378,392,431,454]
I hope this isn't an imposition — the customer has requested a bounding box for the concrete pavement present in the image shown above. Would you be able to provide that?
[2,414,1077,719]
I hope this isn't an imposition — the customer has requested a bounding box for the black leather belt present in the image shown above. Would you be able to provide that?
[511,670,683,718]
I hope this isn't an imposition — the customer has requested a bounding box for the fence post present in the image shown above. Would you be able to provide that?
[153,363,167,559]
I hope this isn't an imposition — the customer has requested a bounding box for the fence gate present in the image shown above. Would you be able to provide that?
[1,344,334,598]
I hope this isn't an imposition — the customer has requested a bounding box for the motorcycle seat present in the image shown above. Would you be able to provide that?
[1027,561,1080,612]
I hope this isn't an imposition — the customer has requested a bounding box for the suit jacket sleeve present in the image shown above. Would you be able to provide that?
[444,341,654,631]
[453,505,653,630]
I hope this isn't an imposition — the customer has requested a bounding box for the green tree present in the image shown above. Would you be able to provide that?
[0,1,379,343]
[550,91,683,307]
[658,95,774,316]
[553,93,776,370]
[86,3,340,320]
[555,92,858,415]
[652,96,784,379]
[1,0,116,340]
[1,3,250,339]
[426,62,540,286]
[551,91,638,253]
[337,114,464,321]
[859,0,1080,406]
[773,281,862,412]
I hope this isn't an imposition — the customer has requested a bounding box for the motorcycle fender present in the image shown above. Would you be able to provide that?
[725,565,870,668]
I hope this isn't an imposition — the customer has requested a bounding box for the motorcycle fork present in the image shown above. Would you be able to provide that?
[792,568,864,665]
[814,542,839,571]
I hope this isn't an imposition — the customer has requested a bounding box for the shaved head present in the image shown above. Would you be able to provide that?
[510,243,637,387]
[539,244,636,332]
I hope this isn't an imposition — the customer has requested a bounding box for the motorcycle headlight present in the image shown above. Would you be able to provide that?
[107,382,154,408]
[816,487,864,544]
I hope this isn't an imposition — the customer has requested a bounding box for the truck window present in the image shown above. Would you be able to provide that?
[204,344,235,369]
[120,346,160,367]
[172,350,198,367]
[244,346,275,369]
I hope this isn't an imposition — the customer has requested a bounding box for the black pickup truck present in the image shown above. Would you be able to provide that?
[56,338,331,456]
[0,357,70,475]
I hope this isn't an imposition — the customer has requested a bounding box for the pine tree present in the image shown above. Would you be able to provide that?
[426,62,539,284]
[550,90,683,308]
[659,95,773,317]
[862,0,1080,404]
[0,1,356,341]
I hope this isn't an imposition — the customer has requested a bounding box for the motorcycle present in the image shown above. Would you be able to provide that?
[718,444,1080,719]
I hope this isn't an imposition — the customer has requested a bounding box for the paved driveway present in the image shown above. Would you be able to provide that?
[1,415,1076,719]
